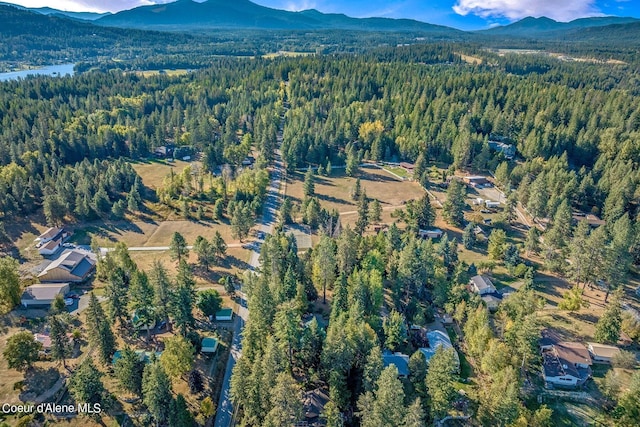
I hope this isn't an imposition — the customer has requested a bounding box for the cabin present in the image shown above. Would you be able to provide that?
[400,162,415,172]
[154,144,175,158]
[21,283,70,308]
[587,343,621,364]
[463,176,491,188]
[541,341,592,388]
[418,229,444,239]
[572,212,606,228]
[382,351,410,378]
[469,275,497,296]
[201,337,219,354]
[38,250,96,283]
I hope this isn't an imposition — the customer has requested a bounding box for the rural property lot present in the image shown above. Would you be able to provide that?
[286,165,425,216]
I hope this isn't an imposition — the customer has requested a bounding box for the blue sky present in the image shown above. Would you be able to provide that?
[4,0,640,30]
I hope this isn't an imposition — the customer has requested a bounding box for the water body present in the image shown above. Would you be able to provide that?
[0,63,75,82]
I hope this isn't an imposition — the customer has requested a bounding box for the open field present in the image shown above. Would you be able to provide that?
[286,166,425,217]
[130,159,193,190]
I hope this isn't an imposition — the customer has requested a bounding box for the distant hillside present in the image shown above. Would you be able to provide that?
[563,21,640,44]
[0,2,110,20]
[96,0,461,34]
[481,16,639,37]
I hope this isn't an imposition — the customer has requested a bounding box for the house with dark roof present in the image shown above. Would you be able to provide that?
[300,388,333,427]
[21,283,70,307]
[541,341,592,388]
[38,249,96,283]
[154,144,175,158]
[382,351,410,378]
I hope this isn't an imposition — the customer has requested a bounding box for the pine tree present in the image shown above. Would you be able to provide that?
[355,192,370,235]
[105,268,129,327]
[129,270,155,339]
[362,346,383,393]
[211,230,227,259]
[594,290,622,344]
[169,394,195,427]
[68,358,105,417]
[49,315,70,368]
[161,335,195,379]
[442,179,466,226]
[322,400,343,427]
[488,229,507,260]
[415,193,435,230]
[358,365,407,427]
[193,235,215,270]
[351,178,362,201]
[150,260,173,325]
[0,256,21,311]
[383,310,407,351]
[425,346,458,420]
[172,260,196,336]
[304,166,315,198]
[403,398,426,427]
[463,222,476,249]
[169,231,189,263]
[143,361,173,426]
[369,199,382,224]
[114,346,145,396]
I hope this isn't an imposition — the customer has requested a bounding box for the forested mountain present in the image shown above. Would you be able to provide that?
[0,2,110,20]
[481,15,639,37]
[96,0,460,33]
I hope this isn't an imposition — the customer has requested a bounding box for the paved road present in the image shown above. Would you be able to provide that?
[214,107,286,427]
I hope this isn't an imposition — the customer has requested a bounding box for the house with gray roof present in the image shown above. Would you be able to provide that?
[38,249,96,283]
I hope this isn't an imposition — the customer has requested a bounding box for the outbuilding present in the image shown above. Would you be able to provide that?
[21,283,70,308]
[587,343,621,363]
[201,337,219,354]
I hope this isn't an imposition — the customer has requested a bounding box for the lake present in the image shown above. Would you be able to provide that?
[0,63,76,82]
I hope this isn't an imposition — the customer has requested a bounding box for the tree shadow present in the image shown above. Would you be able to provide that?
[20,367,60,402]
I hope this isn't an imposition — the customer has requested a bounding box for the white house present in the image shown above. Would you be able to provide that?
[541,342,592,388]
[418,229,444,239]
[470,275,497,296]
[38,238,62,256]
[587,343,621,364]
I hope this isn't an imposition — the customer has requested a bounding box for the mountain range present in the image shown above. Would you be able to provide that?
[0,0,638,40]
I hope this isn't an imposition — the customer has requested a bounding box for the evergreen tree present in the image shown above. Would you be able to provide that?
[105,268,129,327]
[143,361,173,426]
[171,260,196,336]
[211,230,227,259]
[369,199,382,224]
[403,398,426,427]
[524,226,541,255]
[196,289,222,318]
[462,222,476,249]
[383,310,407,351]
[161,335,195,379]
[49,315,70,368]
[322,400,343,427]
[264,372,303,427]
[488,229,507,260]
[358,365,407,427]
[442,180,466,226]
[150,260,173,325]
[425,346,458,420]
[68,358,105,417]
[362,346,383,393]
[129,271,155,339]
[312,235,337,303]
[169,231,189,263]
[169,394,195,427]
[193,235,215,270]
[304,166,315,198]
[594,290,622,344]
[355,192,370,235]
[415,193,435,230]
[114,346,145,396]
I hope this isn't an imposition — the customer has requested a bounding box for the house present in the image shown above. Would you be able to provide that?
[419,229,444,239]
[470,275,497,296]
[572,213,606,228]
[541,342,592,388]
[400,162,415,172]
[419,330,460,372]
[38,249,96,283]
[301,388,333,427]
[481,294,502,311]
[154,144,175,158]
[463,176,490,188]
[35,227,64,244]
[34,332,73,352]
[21,283,70,308]
[201,337,219,354]
[488,141,516,159]
[38,238,63,256]
[587,343,621,363]
[382,351,410,378]
[485,200,500,209]
[215,308,233,322]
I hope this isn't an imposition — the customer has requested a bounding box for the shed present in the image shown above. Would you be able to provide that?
[587,343,621,363]
[215,308,233,321]
[21,283,70,307]
[38,238,62,256]
[485,200,500,208]
[201,337,219,354]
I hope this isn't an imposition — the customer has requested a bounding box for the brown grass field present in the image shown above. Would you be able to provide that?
[286,166,425,217]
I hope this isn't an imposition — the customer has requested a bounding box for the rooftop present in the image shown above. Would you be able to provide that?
[555,342,592,366]
[587,342,621,359]
[21,283,70,301]
[36,227,63,241]
[382,351,410,377]
[470,275,496,293]
[38,249,96,279]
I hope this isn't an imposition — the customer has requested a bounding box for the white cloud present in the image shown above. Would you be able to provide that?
[284,0,317,11]
[452,0,602,22]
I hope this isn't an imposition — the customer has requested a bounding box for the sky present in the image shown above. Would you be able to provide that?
[3,0,640,30]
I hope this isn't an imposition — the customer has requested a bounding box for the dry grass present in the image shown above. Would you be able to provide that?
[287,166,425,216]
[131,159,192,190]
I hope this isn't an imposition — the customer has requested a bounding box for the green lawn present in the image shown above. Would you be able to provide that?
[383,165,409,178]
